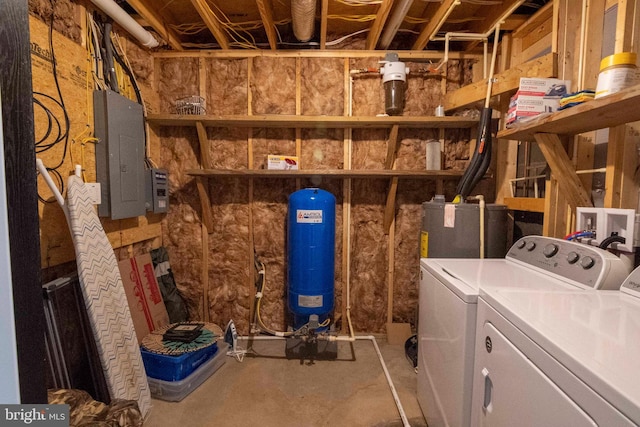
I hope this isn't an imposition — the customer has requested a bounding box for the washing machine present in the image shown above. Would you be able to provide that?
[418,235,630,427]
[470,258,640,425]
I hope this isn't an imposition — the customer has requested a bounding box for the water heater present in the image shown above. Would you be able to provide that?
[287,188,335,330]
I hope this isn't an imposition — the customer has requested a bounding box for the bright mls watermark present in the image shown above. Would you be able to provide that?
[0,405,68,426]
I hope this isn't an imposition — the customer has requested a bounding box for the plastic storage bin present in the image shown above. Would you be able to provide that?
[141,342,218,381]
[147,343,227,402]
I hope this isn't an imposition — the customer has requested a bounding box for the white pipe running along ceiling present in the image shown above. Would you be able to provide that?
[89,0,159,48]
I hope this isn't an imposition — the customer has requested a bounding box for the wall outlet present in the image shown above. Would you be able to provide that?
[85,182,101,205]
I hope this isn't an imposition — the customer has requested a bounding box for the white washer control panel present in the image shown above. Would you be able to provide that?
[506,236,630,289]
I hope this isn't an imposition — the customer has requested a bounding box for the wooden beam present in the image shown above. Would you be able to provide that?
[534,133,592,208]
[504,197,545,212]
[445,52,557,111]
[196,121,212,169]
[615,0,637,53]
[412,0,459,50]
[190,0,230,49]
[256,0,278,50]
[153,49,484,60]
[320,0,328,49]
[465,0,527,51]
[466,0,525,36]
[604,125,638,208]
[383,125,400,233]
[126,0,183,50]
[366,0,393,50]
[195,177,215,232]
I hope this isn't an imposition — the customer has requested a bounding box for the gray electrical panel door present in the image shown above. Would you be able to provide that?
[94,90,146,219]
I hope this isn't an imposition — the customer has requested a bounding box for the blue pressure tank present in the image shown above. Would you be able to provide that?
[287,188,335,330]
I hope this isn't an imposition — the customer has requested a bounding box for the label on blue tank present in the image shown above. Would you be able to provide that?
[296,209,323,223]
[298,295,323,307]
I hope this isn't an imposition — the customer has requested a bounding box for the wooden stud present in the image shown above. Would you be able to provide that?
[201,215,210,322]
[604,125,638,208]
[386,215,395,325]
[320,0,328,49]
[615,0,637,53]
[247,58,255,329]
[296,57,302,190]
[341,58,351,335]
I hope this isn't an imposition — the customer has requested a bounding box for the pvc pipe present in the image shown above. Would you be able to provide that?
[36,159,65,208]
[89,0,159,48]
[485,23,501,108]
[474,195,485,259]
[238,334,410,427]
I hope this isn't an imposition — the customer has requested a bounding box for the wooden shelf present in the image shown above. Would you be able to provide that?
[187,169,463,179]
[498,83,640,141]
[147,114,478,129]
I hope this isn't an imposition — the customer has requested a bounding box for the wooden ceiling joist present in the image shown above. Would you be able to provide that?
[256,0,278,50]
[412,0,459,51]
[320,0,328,49]
[126,0,184,50]
[190,0,230,50]
[366,0,393,50]
[464,0,525,51]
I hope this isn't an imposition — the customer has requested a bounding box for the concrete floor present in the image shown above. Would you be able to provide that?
[145,335,427,427]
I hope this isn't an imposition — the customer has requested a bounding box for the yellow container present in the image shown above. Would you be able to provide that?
[595,52,639,98]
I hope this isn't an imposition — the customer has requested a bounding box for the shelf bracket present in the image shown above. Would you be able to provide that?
[534,133,592,208]
[383,125,400,233]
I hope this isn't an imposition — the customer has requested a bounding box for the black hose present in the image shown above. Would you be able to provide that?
[598,235,626,249]
[456,107,492,199]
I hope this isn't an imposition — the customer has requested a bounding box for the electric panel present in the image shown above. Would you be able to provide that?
[94,90,146,219]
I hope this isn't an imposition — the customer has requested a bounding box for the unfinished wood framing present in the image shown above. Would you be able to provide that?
[444,52,557,111]
[126,0,183,50]
[190,0,230,49]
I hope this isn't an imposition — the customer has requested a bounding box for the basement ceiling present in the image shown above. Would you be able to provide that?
[121,0,550,52]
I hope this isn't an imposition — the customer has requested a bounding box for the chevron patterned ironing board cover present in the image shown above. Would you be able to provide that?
[66,175,151,417]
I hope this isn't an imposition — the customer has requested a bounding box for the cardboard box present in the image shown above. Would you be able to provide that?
[268,155,299,170]
[517,77,570,97]
[119,254,170,342]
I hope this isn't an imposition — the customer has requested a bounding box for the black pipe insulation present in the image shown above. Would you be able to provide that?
[598,235,626,250]
[103,22,119,93]
[455,107,493,200]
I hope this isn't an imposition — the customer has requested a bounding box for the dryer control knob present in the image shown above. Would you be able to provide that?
[543,244,558,258]
[526,241,536,251]
[516,240,526,249]
[567,251,580,264]
[580,256,595,269]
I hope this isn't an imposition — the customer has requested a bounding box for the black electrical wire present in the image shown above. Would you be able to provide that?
[103,22,119,93]
[35,0,71,203]
[37,167,64,204]
[598,235,626,250]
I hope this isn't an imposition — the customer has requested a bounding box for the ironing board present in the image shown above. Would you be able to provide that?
[66,175,151,417]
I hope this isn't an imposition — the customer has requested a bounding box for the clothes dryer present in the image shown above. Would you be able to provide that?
[418,236,630,427]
